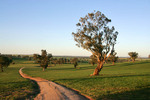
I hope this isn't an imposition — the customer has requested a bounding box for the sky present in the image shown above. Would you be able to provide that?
[0,0,150,57]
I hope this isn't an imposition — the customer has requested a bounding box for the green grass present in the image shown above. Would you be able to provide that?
[1,58,150,100]
[23,60,150,100]
[0,58,39,100]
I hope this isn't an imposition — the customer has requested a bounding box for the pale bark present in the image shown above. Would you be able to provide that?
[92,53,111,75]
[92,61,104,75]
[112,62,115,65]
[132,59,135,62]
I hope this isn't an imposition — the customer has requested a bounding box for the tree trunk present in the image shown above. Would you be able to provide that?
[92,61,103,75]
[112,62,115,65]
[132,59,135,62]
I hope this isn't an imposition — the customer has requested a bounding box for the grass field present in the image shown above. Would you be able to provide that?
[1,58,150,100]
[22,60,150,100]
[0,58,39,100]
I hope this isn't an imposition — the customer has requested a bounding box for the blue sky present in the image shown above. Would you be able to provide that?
[0,0,150,57]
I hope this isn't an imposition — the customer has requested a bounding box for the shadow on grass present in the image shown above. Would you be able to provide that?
[18,80,40,100]
[54,74,150,100]
[31,61,150,71]
[78,65,95,70]
[14,80,40,100]
[33,65,76,70]
[0,80,40,100]
[117,61,150,67]
[54,81,150,100]
[96,87,150,100]
[54,73,150,82]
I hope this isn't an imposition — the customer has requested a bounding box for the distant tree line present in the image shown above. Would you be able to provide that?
[0,54,33,61]
[1,49,146,73]
[33,50,81,70]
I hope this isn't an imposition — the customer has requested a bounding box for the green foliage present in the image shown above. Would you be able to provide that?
[58,58,65,64]
[33,50,52,71]
[72,11,118,61]
[51,58,58,66]
[0,55,12,72]
[51,57,89,65]
[72,11,119,75]
[71,58,78,68]
[33,54,38,60]
[90,55,97,66]
[33,54,41,63]
[128,52,138,62]
[108,52,118,65]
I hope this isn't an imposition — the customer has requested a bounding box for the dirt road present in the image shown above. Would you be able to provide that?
[19,67,90,100]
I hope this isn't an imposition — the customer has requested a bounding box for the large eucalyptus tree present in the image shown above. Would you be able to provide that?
[72,11,118,75]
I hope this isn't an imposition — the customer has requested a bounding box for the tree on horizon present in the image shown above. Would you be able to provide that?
[90,55,97,66]
[0,55,12,72]
[71,58,78,68]
[33,50,52,71]
[128,52,138,62]
[108,52,118,65]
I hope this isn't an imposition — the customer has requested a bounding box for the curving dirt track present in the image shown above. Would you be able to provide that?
[19,67,90,100]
